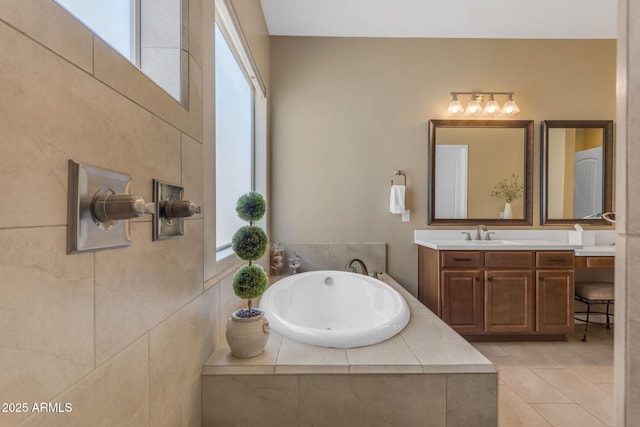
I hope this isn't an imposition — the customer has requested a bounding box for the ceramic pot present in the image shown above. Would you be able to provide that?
[503,202,513,219]
[226,308,270,358]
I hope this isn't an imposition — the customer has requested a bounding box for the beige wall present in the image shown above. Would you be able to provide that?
[0,0,269,426]
[270,37,616,295]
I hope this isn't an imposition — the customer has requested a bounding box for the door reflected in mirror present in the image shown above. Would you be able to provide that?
[428,120,534,225]
[541,120,614,225]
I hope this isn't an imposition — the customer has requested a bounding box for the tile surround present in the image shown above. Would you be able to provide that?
[281,242,386,274]
[19,336,150,427]
[0,0,245,425]
[300,374,447,427]
[0,0,94,73]
[95,220,204,364]
[203,274,497,426]
[0,227,94,426]
[149,284,218,426]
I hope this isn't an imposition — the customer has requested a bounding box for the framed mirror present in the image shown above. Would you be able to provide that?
[428,120,534,225]
[540,120,614,225]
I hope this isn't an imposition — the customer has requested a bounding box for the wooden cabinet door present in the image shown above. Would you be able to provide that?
[441,270,484,333]
[536,270,575,332]
[484,270,534,333]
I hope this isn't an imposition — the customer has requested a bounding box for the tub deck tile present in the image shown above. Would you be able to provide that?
[203,274,496,376]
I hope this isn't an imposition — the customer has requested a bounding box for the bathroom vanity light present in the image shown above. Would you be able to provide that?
[447,91,520,117]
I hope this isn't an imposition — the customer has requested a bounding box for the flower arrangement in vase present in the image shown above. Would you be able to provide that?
[490,173,523,219]
[226,192,270,358]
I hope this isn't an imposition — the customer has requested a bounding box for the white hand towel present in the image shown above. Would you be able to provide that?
[390,185,405,214]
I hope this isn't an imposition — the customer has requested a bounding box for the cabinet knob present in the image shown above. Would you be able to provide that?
[487,276,493,282]
[539,276,544,282]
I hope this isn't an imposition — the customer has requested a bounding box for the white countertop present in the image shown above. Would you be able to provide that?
[415,229,615,255]
[414,238,581,251]
[575,245,616,256]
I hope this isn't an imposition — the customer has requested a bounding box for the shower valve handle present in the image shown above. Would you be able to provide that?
[161,199,202,219]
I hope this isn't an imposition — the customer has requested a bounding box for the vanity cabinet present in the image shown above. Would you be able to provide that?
[441,269,484,332]
[535,252,575,333]
[418,247,575,340]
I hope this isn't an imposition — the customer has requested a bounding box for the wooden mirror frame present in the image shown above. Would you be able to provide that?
[428,119,534,225]
[540,120,614,225]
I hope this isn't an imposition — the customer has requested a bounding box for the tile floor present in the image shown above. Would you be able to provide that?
[472,323,614,427]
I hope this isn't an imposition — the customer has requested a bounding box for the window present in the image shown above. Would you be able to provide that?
[53,0,185,102]
[55,0,137,63]
[215,23,253,255]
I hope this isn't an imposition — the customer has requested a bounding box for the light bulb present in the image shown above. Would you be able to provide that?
[484,94,501,116]
[502,94,520,116]
[447,94,464,115]
[465,95,483,116]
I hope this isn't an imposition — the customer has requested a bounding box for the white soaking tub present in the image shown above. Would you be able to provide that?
[259,270,410,348]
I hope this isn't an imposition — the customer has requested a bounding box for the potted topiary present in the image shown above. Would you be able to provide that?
[225,192,270,358]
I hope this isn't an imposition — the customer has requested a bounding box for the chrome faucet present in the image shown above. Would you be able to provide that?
[476,225,488,240]
[345,258,369,276]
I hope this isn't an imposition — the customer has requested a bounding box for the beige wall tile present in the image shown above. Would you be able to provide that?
[447,373,498,427]
[0,0,266,424]
[159,374,201,427]
[20,336,149,427]
[401,316,492,370]
[93,37,193,134]
[328,242,386,273]
[276,337,349,368]
[346,335,420,369]
[0,227,94,426]
[0,19,182,228]
[184,53,204,142]
[182,132,204,211]
[284,244,329,272]
[95,220,203,364]
[299,374,447,426]
[0,0,93,72]
[188,0,203,67]
[149,284,217,426]
[202,375,299,427]
[203,332,282,375]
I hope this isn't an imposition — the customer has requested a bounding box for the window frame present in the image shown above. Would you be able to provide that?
[214,19,257,259]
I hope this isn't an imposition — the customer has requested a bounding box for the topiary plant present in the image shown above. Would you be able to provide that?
[231,192,268,317]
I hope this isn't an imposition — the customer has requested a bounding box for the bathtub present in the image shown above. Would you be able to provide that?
[259,271,410,348]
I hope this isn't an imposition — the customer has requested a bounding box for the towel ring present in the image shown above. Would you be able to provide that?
[391,170,406,186]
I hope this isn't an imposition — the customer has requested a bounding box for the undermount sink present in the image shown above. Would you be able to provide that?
[468,240,521,245]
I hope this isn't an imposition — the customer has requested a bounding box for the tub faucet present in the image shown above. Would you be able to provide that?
[345,258,369,276]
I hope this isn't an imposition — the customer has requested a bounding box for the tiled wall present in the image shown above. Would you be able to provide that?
[202,373,497,426]
[277,242,386,274]
[0,1,264,426]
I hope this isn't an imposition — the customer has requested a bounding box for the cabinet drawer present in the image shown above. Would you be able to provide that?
[485,251,533,268]
[441,251,483,268]
[575,256,615,269]
[536,251,574,268]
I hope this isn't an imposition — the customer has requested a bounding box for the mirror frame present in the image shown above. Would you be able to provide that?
[540,120,614,225]
[428,119,534,225]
